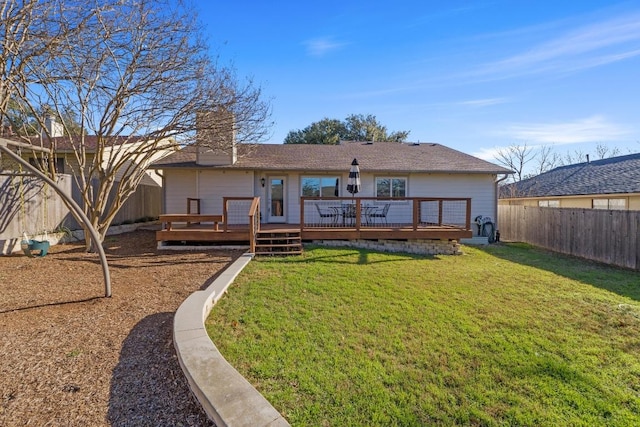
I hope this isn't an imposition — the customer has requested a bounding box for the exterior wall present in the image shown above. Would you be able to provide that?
[162,169,255,215]
[560,198,592,209]
[406,173,497,225]
[286,173,301,223]
[162,169,499,228]
[197,170,254,214]
[103,138,174,186]
[164,170,197,214]
[500,193,640,211]
[285,171,495,228]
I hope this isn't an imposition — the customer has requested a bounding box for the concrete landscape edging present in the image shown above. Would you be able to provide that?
[173,252,290,427]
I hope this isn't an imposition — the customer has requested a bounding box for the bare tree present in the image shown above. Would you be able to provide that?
[595,143,620,160]
[561,148,586,165]
[1,0,271,251]
[531,144,561,177]
[0,1,63,137]
[493,143,536,182]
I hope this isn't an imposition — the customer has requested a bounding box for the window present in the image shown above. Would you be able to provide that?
[376,177,406,198]
[28,156,64,173]
[301,176,339,197]
[593,198,626,210]
[538,200,560,207]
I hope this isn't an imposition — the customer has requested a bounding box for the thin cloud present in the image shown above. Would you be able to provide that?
[303,37,347,57]
[499,115,630,145]
[457,97,508,107]
[473,146,506,161]
[473,115,632,161]
[469,12,640,80]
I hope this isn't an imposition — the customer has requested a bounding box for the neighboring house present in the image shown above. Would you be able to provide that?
[0,118,176,186]
[0,119,177,230]
[19,135,174,186]
[499,153,640,210]
[151,139,511,232]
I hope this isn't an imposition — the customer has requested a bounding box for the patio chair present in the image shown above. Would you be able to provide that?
[340,203,358,226]
[368,203,390,225]
[315,203,338,225]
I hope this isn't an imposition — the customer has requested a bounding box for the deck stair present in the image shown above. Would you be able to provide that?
[254,229,303,256]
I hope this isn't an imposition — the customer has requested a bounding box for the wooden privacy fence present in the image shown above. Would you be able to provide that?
[498,205,640,270]
[0,173,161,254]
[0,174,73,254]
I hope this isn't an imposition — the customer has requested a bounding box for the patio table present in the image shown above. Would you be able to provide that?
[330,205,379,226]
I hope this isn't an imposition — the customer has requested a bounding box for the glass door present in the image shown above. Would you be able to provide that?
[268,176,286,222]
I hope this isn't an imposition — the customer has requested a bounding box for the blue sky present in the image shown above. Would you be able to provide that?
[196,1,640,163]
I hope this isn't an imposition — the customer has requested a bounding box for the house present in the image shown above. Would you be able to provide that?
[499,153,640,210]
[0,119,175,187]
[0,118,177,231]
[151,134,511,253]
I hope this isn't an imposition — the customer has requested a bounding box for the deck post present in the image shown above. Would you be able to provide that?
[465,198,472,231]
[248,197,260,253]
[438,200,443,226]
[413,199,419,231]
[223,197,228,232]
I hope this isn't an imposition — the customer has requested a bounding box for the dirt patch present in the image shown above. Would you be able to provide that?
[0,229,244,426]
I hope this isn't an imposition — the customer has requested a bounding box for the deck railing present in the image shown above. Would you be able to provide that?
[222,197,258,230]
[301,197,471,231]
[248,197,260,253]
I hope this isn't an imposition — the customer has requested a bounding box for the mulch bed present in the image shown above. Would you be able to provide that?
[0,229,245,426]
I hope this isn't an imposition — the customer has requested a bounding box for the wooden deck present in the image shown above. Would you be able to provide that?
[156,196,474,247]
[156,222,471,243]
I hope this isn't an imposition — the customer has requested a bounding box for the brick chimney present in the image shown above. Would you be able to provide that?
[195,110,236,166]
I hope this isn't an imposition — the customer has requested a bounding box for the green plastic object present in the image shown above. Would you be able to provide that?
[21,239,50,257]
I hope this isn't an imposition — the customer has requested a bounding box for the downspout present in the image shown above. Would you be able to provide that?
[0,138,111,297]
[494,173,510,236]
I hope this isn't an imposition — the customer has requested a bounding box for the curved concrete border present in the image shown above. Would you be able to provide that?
[173,253,290,427]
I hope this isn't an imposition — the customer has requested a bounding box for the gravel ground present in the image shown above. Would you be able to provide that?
[0,229,244,426]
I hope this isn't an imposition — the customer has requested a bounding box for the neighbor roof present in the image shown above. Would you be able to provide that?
[501,153,640,198]
[151,141,511,174]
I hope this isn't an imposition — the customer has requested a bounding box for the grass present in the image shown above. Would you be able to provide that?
[205,243,640,426]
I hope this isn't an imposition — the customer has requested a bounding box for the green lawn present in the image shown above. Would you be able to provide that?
[205,243,640,426]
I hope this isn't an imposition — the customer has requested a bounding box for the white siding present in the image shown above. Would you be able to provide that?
[163,169,498,228]
[408,173,497,226]
[163,169,255,216]
[164,170,197,214]
[286,173,300,223]
[197,170,254,214]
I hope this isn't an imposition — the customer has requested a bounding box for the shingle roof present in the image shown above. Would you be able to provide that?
[151,141,510,174]
[501,153,640,198]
